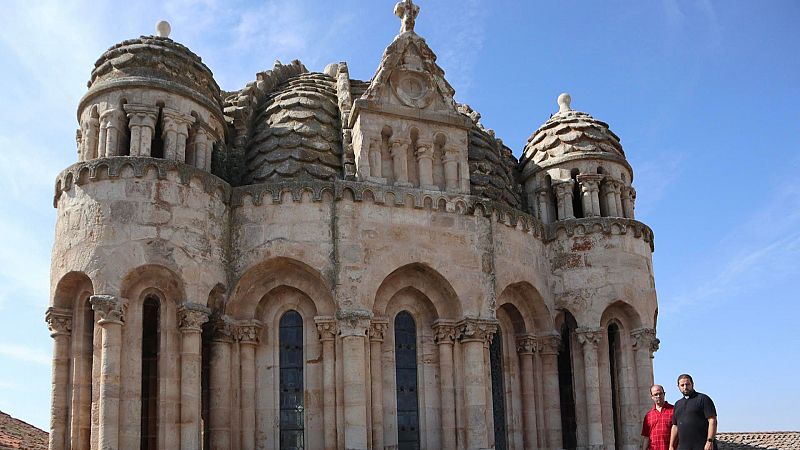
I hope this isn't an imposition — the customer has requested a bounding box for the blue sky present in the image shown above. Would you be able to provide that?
[0,0,798,433]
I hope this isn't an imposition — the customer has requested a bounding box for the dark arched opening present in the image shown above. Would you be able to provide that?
[608,323,623,450]
[571,168,583,218]
[490,328,508,450]
[141,296,160,450]
[279,310,304,449]
[558,312,578,450]
[394,311,420,449]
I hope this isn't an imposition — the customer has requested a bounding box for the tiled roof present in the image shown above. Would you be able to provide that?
[718,432,800,450]
[0,411,47,450]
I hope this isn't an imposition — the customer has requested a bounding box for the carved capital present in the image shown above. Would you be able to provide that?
[234,320,263,345]
[123,104,159,129]
[516,334,537,354]
[368,319,389,342]
[45,307,72,337]
[336,309,372,337]
[415,141,433,159]
[315,316,338,341]
[577,173,603,192]
[390,139,409,157]
[161,107,195,134]
[432,320,457,344]
[576,327,603,349]
[631,328,659,357]
[208,315,235,342]
[553,180,575,196]
[457,318,498,344]
[90,295,126,325]
[537,333,561,355]
[176,303,210,332]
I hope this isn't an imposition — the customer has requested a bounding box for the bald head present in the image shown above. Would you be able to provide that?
[650,384,666,407]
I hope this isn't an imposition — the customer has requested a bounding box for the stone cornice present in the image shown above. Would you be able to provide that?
[520,151,633,182]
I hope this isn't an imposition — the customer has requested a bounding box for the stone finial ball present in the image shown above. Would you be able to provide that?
[557,93,572,112]
[156,20,171,38]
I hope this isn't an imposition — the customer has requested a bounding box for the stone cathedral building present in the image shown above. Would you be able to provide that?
[46,2,659,450]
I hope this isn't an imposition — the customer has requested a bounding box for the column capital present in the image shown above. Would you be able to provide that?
[45,307,72,337]
[123,103,160,127]
[432,320,458,344]
[234,319,263,345]
[162,107,196,133]
[177,303,211,333]
[368,318,389,342]
[536,333,561,355]
[456,318,498,344]
[90,295,126,325]
[631,327,660,356]
[208,314,235,342]
[336,309,372,337]
[575,327,604,349]
[390,139,409,154]
[516,334,537,355]
[415,141,433,159]
[315,316,338,341]
[577,173,603,191]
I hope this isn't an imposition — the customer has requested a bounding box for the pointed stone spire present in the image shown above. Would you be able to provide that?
[394,0,420,34]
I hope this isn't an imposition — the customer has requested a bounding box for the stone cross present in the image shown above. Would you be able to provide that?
[394,0,420,33]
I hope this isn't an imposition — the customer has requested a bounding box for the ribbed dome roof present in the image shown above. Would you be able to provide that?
[87,34,221,105]
[243,73,342,183]
[521,94,625,169]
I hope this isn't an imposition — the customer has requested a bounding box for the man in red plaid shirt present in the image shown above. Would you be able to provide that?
[642,384,674,450]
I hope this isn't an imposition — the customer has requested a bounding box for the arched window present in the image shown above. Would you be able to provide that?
[570,168,583,218]
[608,323,623,450]
[279,310,304,449]
[141,296,160,450]
[558,312,578,450]
[489,329,508,450]
[394,311,420,449]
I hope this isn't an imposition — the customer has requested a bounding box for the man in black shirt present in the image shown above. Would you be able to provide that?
[669,374,717,450]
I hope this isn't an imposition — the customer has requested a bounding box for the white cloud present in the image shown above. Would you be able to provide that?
[0,343,51,366]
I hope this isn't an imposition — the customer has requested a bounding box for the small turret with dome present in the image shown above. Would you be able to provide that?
[520,93,637,223]
[76,21,225,174]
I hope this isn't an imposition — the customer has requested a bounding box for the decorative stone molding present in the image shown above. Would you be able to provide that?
[516,334,537,355]
[368,319,389,342]
[234,320,263,345]
[45,307,73,337]
[90,295,126,324]
[336,309,372,337]
[631,328,660,357]
[576,328,604,348]
[176,303,211,332]
[314,316,338,341]
[432,320,457,344]
[537,333,562,355]
[456,318,498,344]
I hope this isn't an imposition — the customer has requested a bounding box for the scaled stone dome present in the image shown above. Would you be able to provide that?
[86,34,223,112]
[521,94,625,170]
[244,72,342,183]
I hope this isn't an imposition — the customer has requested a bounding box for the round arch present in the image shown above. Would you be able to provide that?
[496,282,554,334]
[373,263,462,320]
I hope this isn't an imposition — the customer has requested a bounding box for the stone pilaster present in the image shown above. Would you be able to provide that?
[457,318,497,450]
[622,185,636,219]
[208,315,234,450]
[538,333,563,450]
[45,307,72,450]
[631,328,659,415]
[433,321,458,450]
[234,319,262,450]
[123,104,159,157]
[337,309,372,450]
[99,109,126,157]
[577,174,604,217]
[516,334,540,450]
[576,328,604,450]
[368,319,388,450]
[536,187,552,224]
[390,139,411,187]
[81,116,100,161]
[442,148,460,192]
[161,108,196,162]
[553,180,575,220]
[602,178,624,217]
[90,295,126,450]
[315,316,338,449]
[176,303,210,450]
[416,140,435,189]
[190,126,213,171]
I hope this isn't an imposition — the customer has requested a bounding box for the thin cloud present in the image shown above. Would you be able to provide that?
[0,343,51,366]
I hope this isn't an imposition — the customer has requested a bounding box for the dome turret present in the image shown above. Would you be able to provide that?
[75,21,226,176]
[520,94,637,223]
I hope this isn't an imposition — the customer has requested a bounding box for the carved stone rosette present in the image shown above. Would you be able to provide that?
[537,333,562,355]
[90,295,126,324]
[368,319,389,343]
[516,334,537,355]
[457,318,498,345]
[631,328,659,357]
[336,309,372,337]
[576,328,604,349]
[314,316,338,341]
[432,320,457,345]
[45,307,73,337]
[234,320,263,345]
[177,303,211,333]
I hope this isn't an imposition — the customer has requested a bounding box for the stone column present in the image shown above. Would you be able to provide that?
[97,115,108,158]
[315,316,338,449]
[433,321,458,450]
[90,295,126,450]
[45,307,72,450]
[553,180,575,220]
[602,179,620,217]
[234,319,262,450]
[458,318,496,450]
[368,319,388,450]
[622,186,636,219]
[442,148,460,192]
[123,104,159,157]
[538,334,563,450]
[416,140,435,189]
[81,116,100,161]
[176,304,210,450]
[100,109,125,157]
[577,174,603,217]
[577,328,604,450]
[630,328,659,415]
[190,126,213,171]
[369,138,384,179]
[390,139,411,187]
[536,187,551,224]
[516,335,540,450]
[337,310,371,450]
[208,316,234,450]
[162,108,195,162]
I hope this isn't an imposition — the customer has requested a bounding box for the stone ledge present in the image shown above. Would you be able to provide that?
[548,217,655,251]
